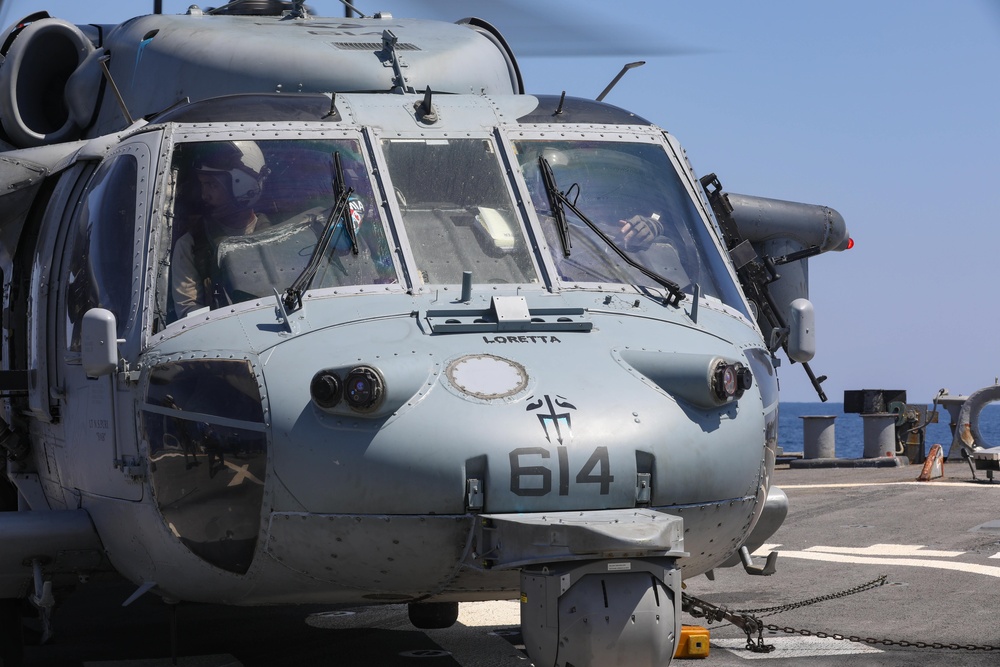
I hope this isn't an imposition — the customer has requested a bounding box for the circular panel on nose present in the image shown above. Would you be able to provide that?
[445,354,528,400]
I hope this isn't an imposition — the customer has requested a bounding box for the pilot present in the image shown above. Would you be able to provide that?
[619,213,664,252]
[526,148,666,254]
[171,140,270,319]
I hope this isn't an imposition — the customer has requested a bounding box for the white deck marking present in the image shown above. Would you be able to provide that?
[781,481,1000,489]
[774,550,1000,578]
[757,542,999,576]
[752,544,781,556]
[713,636,881,659]
[804,544,964,558]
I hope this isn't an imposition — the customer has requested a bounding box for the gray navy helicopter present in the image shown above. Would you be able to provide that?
[0,0,851,664]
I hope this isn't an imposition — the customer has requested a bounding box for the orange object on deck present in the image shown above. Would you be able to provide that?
[674,624,710,659]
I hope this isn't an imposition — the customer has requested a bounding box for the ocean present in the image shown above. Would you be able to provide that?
[778,401,1000,459]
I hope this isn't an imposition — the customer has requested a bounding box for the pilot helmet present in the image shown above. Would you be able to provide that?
[194,140,268,209]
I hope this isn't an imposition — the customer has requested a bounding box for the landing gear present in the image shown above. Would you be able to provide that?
[407,601,459,629]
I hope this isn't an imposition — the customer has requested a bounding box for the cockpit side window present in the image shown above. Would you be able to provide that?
[159,137,397,326]
[62,154,139,352]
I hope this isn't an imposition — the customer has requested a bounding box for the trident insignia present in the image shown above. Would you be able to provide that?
[526,394,577,445]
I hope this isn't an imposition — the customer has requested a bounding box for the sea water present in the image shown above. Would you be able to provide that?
[778,402,1000,459]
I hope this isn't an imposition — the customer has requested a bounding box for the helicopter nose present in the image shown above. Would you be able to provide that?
[262,329,768,519]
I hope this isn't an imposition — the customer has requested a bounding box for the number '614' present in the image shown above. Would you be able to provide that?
[508,446,614,497]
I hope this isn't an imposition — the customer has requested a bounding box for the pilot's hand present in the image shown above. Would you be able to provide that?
[620,214,663,251]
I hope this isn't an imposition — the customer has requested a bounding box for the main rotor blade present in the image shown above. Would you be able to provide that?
[378,0,703,57]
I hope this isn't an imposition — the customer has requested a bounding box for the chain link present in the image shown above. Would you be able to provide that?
[682,592,775,653]
[684,574,1000,654]
[764,624,999,652]
[733,574,887,617]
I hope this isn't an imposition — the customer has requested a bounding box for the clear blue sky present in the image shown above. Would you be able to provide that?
[3,0,998,404]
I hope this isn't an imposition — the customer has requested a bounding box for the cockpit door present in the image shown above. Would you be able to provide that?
[50,137,155,501]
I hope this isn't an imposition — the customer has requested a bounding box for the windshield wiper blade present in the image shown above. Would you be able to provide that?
[538,156,572,256]
[282,151,356,312]
[332,152,360,256]
[559,193,686,307]
[561,195,685,307]
[538,156,685,307]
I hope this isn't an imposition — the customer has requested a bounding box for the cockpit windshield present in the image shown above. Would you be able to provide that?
[512,139,742,307]
[159,137,396,326]
[379,138,539,286]
[154,132,744,329]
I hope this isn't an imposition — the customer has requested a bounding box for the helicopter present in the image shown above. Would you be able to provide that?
[0,1,851,664]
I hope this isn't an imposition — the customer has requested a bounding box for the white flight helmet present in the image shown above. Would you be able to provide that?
[195,140,268,208]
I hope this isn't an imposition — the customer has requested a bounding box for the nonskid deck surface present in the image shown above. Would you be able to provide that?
[24,461,1000,666]
[680,459,1000,666]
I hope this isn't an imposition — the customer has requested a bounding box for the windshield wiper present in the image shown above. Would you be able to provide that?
[331,152,360,257]
[538,156,572,256]
[283,152,356,311]
[538,156,685,308]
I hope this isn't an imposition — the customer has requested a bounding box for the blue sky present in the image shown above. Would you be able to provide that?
[2,0,998,404]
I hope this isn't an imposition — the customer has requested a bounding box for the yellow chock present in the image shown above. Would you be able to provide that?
[674,624,710,659]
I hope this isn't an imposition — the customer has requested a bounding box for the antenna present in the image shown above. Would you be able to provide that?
[554,91,566,115]
[596,61,645,102]
[414,87,437,124]
[338,0,368,18]
[98,55,135,125]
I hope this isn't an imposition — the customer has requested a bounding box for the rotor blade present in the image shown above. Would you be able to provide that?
[378,0,704,58]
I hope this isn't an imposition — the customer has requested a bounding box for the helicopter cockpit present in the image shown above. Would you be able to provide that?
[141,95,752,335]
[161,137,398,325]
[512,139,741,306]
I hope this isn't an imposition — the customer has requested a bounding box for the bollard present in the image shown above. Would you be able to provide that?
[936,394,969,459]
[862,413,896,458]
[801,415,836,459]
